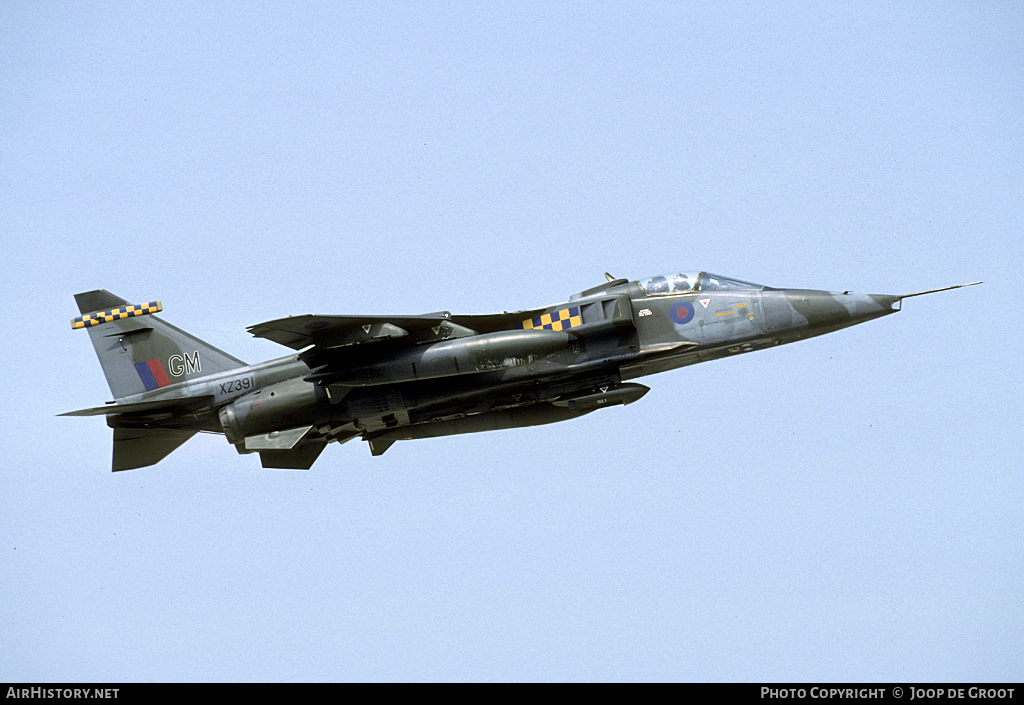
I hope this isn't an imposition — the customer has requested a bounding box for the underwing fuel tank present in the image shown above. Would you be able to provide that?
[364,384,648,454]
[320,328,573,386]
[552,383,650,410]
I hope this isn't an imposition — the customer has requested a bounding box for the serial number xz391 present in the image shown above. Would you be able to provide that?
[219,376,255,395]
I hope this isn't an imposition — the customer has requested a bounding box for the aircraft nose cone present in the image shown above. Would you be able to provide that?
[780,290,899,334]
[838,292,901,320]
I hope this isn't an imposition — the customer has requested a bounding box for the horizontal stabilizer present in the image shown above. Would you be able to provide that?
[112,428,196,471]
[59,395,216,417]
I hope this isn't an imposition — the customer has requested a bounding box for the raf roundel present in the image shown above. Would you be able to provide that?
[670,301,695,324]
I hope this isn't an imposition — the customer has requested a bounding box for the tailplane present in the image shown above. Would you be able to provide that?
[72,290,246,400]
[112,428,198,472]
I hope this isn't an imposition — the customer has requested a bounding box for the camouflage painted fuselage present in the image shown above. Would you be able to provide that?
[64,273,977,470]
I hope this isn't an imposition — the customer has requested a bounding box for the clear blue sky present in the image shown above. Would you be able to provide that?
[2,1,1021,681]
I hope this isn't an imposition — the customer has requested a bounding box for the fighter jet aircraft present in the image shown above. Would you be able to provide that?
[63,272,980,470]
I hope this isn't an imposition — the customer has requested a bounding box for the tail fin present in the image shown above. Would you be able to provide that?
[72,290,246,400]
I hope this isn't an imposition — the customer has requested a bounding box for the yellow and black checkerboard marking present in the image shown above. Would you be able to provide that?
[519,306,582,331]
[72,301,163,329]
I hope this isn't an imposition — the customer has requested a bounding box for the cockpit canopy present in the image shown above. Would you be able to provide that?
[638,271,763,296]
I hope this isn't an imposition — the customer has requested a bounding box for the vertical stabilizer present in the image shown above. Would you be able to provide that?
[72,290,247,400]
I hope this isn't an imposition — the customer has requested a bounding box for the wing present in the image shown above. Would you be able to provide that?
[248,308,563,390]
[247,310,549,352]
[247,314,449,351]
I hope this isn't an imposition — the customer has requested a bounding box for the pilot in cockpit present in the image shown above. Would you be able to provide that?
[645,275,670,294]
